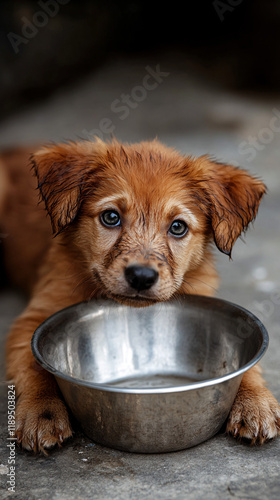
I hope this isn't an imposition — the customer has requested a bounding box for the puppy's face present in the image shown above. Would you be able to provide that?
[78,164,208,306]
[33,139,266,306]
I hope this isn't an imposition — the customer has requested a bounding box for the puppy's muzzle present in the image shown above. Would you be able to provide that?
[124,265,159,292]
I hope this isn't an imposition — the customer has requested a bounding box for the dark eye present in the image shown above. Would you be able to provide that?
[169,220,188,237]
[100,210,121,227]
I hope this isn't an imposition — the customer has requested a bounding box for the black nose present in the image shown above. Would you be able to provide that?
[125,265,159,292]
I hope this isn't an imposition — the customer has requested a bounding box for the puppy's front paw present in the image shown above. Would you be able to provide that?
[226,388,280,445]
[15,396,72,454]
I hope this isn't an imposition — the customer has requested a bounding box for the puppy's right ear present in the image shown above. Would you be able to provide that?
[197,157,266,256]
[31,141,104,235]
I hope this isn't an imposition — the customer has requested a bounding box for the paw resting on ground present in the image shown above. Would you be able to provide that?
[226,389,280,445]
[15,396,72,454]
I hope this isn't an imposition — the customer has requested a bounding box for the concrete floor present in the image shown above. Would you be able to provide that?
[0,54,280,499]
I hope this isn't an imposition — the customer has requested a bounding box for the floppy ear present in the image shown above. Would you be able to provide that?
[198,158,266,256]
[31,141,102,235]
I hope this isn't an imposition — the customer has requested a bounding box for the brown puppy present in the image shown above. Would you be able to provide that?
[1,138,279,453]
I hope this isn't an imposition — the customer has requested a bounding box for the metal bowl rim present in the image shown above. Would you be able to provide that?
[31,295,269,394]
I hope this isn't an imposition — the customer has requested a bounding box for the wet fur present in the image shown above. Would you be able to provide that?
[1,138,279,453]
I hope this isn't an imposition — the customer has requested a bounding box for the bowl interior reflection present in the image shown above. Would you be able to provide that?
[39,299,263,390]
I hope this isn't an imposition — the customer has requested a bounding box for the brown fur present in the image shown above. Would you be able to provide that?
[1,138,279,453]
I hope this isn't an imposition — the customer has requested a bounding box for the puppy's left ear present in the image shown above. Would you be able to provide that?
[31,141,100,235]
[199,158,266,256]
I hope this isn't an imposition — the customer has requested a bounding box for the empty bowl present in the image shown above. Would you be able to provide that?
[31,295,268,453]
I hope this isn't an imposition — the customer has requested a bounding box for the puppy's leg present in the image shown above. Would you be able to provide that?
[5,253,86,454]
[6,306,73,454]
[227,364,280,444]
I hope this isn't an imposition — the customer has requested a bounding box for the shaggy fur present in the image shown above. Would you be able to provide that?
[1,138,279,453]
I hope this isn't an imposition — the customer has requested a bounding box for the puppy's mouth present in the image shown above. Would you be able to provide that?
[109,292,158,307]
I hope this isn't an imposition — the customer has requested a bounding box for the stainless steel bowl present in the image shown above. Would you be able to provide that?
[31,296,268,453]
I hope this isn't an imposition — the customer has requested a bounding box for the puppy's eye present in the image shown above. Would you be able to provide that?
[100,210,121,227]
[169,220,188,237]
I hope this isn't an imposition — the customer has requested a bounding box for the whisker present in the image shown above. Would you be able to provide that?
[172,291,189,305]
[87,286,101,302]
[184,276,218,294]
[179,278,197,294]
[71,275,95,296]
